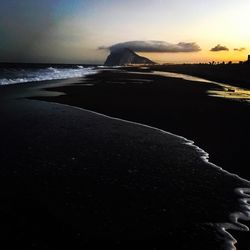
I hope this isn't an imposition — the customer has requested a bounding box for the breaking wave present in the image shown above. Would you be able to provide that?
[0,66,97,85]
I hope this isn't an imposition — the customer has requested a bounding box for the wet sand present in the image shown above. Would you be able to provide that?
[36,69,250,180]
[0,70,250,249]
[149,64,250,90]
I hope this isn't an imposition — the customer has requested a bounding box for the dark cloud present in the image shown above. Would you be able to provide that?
[234,47,246,52]
[210,44,229,52]
[0,1,57,62]
[99,40,201,53]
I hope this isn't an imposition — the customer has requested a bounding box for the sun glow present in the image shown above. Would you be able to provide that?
[1,0,249,64]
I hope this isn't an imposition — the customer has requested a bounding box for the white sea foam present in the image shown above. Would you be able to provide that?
[0,66,97,85]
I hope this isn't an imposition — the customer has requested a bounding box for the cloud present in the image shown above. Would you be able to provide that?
[210,44,229,52]
[99,40,201,53]
[234,47,246,52]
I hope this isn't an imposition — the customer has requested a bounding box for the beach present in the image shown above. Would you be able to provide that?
[0,68,250,249]
[35,68,250,179]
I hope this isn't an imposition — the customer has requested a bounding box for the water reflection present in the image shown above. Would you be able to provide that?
[207,87,250,102]
[152,71,250,103]
[153,71,213,83]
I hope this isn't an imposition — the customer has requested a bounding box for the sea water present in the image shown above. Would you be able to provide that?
[0,63,97,85]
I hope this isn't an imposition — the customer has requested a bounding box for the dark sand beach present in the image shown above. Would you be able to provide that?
[0,68,250,250]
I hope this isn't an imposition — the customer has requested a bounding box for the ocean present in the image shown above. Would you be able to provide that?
[0,63,98,85]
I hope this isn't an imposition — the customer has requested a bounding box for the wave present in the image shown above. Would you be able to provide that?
[0,66,97,85]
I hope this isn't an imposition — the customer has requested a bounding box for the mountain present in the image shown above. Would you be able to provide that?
[104,48,155,66]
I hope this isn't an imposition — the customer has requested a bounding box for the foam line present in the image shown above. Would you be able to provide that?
[35,98,250,250]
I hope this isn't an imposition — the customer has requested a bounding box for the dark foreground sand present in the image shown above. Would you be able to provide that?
[0,70,250,250]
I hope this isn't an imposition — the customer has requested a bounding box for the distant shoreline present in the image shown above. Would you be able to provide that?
[1,62,249,90]
[147,63,250,90]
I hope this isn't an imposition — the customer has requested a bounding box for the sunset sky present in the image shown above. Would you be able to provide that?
[0,0,249,64]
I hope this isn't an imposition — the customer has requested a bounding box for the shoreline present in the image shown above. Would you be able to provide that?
[1,63,249,91]
[34,69,250,179]
[0,97,249,250]
[38,100,250,250]
[1,69,250,249]
[30,69,250,249]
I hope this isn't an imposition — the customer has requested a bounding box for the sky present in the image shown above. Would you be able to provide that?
[0,0,249,64]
